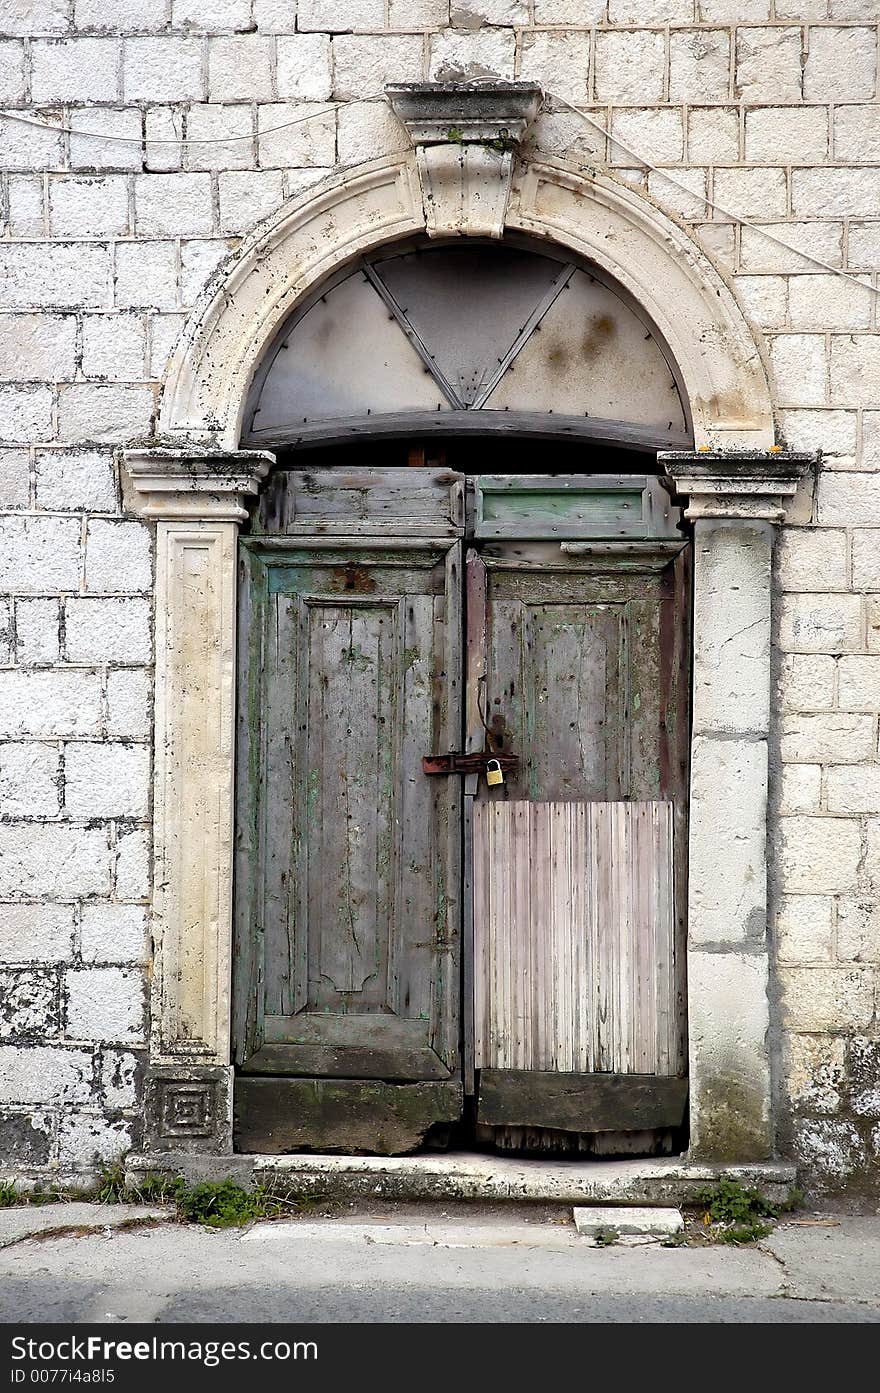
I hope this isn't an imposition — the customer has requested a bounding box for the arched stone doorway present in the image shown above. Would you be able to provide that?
[124,84,808,1173]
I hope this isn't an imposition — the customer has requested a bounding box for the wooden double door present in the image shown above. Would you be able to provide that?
[233,467,690,1154]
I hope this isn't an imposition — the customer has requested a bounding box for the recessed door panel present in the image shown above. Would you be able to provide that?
[234,541,462,1084]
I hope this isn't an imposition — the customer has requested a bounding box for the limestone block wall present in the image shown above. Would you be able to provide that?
[0,0,878,1190]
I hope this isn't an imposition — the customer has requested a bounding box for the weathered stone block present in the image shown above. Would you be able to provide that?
[746,106,828,164]
[687,106,739,164]
[65,598,151,664]
[805,26,878,101]
[668,28,731,104]
[837,899,880,962]
[0,1113,51,1166]
[692,520,771,735]
[0,825,111,899]
[14,599,61,665]
[276,33,332,101]
[785,1034,846,1114]
[80,904,149,965]
[337,100,410,165]
[0,386,54,444]
[778,594,863,655]
[0,1045,94,1106]
[135,173,214,238]
[780,713,874,765]
[207,35,274,102]
[0,671,102,739]
[0,742,61,818]
[335,33,424,99]
[81,314,146,382]
[775,894,834,964]
[594,30,665,103]
[793,1118,867,1187]
[297,0,383,29]
[123,36,204,102]
[778,762,821,816]
[114,828,151,901]
[0,905,74,965]
[106,670,151,740]
[57,384,155,445]
[690,735,767,946]
[827,766,880,815]
[792,167,880,220]
[48,175,130,238]
[741,221,843,274]
[184,105,254,172]
[789,275,872,332]
[69,108,143,172]
[776,654,836,713]
[778,815,862,894]
[611,108,682,166]
[57,1114,133,1167]
[768,334,828,407]
[0,313,77,382]
[735,26,802,102]
[218,171,285,235]
[519,31,590,106]
[256,103,335,168]
[64,742,150,820]
[115,241,178,312]
[778,409,857,459]
[31,37,120,102]
[687,950,772,1161]
[98,1049,141,1110]
[84,520,152,594]
[65,966,145,1044]
[777,528,847,592]
[0,449,30,510]
[829,340,880,410]
[0,969,60,1041]
[780,965,875,1032]
[34,448,117,512]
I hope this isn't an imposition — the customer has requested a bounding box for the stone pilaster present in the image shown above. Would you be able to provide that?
[660,451,812,1161]
[124,447,273,1153]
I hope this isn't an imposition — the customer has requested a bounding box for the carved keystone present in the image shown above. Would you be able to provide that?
[386,81,542,239]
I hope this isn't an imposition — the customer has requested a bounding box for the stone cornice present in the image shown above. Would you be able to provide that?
[124,447,275,521]
[659,450,815,523]
[385,81,542,147]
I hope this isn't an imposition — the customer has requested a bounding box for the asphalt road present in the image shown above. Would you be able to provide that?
[1,1208,878,1324]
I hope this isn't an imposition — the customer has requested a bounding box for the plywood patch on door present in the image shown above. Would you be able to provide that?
[473,800,677,1077]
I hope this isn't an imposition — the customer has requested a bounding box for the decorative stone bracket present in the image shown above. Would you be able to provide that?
[386,81,542,238]
[659,450,814,1161]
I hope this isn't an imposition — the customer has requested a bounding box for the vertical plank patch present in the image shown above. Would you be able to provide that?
[473,800,677,1076]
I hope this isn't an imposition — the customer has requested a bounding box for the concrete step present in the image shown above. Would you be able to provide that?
[573,1205,685,1244]
[125,1150,797,1207]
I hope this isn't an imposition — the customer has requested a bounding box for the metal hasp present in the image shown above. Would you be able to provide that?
[423,752,519,776]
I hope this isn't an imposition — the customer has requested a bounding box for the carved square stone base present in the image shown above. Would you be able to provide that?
[144,1065,233,1155]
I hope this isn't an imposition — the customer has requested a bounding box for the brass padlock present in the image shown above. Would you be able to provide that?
[486,758,504,787]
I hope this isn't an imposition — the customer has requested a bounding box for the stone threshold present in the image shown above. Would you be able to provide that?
[125,1151,797,1207]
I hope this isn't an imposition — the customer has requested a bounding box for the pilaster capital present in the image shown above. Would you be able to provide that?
[123,446,274,522]
[659,450,815,523]
[386,80,542,239]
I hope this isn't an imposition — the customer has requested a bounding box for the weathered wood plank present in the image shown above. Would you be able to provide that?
[477,1070,688,1133]
[235,1078,462,1155]
[474,800,676,1078]
[243,1043,451,1080]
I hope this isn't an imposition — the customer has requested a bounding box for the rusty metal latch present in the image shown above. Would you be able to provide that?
[422,752,519,777]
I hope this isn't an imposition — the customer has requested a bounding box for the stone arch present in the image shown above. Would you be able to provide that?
[158,151,776,452]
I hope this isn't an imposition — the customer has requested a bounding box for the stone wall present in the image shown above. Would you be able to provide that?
[0,1,878,1191]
